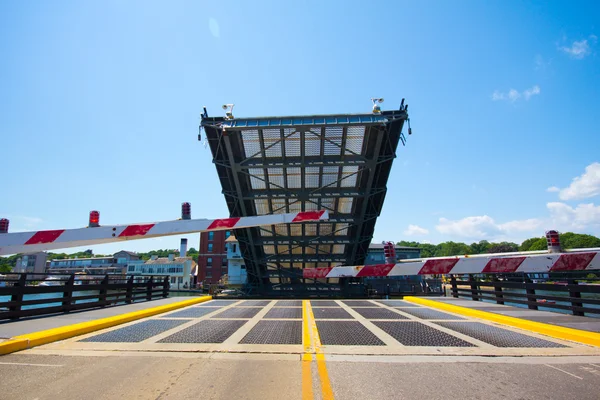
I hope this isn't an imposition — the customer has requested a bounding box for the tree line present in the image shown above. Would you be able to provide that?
[397,232,600,258]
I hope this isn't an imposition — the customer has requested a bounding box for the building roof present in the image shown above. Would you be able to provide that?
[202,107,409,292]
[144,257,197,266]
[114,250,138,256]
[225,235,238,243]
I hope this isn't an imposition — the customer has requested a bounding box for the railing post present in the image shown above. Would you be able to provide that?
[126,275,134,304]
[568,279,584,316]
[62,275,75,313]
[99,275,109,307]
[469,274,479,301]
[9,273,27,319]
[524,276,538,310]
[163,276,170,298]
[146,276,154,301]
[450,275,458,298]
[492,276,504,305]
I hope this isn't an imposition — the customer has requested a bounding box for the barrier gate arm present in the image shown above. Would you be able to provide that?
[303,248,600,278]
[0,210,329,256]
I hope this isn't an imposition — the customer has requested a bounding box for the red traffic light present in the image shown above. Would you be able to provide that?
[89,211,100,227]
[182,202,191,220]
[0,218,8,233]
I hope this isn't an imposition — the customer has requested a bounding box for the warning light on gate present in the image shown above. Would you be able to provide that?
[182,202,191,220]
[0,218,9,234]
[545,230,561,253]
[89,211,100,228]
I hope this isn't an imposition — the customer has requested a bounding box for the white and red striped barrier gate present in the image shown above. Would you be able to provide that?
[303,249,600,278]
[0,210,328,256]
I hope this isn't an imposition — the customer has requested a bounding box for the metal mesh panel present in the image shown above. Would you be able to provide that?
[284,130,301,156]
[264,307,303,319]
[435,322,567,348]
[305,167,320,188]
[352,308,408,319]
[248,168,266,190]
[311,300,339,307]
[377,300,421,307]
[80,319,188,343]
[200,300,241,307]
[263,128,282,158]
[337,197,353,213]
[345,126,365,154]
[240,321,302,344]
[332,245,345,254]
[340,166,359,187]
[241,300,272,306]
[397,307,466,320]
[323,126,343,156]
[212,307,262,319]
[304,132,321,156]
[275,300,302,307]
[242,129,261,158]
[335,223,349,236]
[159,320,246,343]
[161,307,220,319]
[342,301,378,307]
[313,307,352,319]
[267,168,285,188]
[373,321,475,347]
[286,167,302,189]
[316,321,385,346]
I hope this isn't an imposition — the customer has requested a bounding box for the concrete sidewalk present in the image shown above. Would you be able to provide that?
[0,297,195,339]
[430,297,600,333]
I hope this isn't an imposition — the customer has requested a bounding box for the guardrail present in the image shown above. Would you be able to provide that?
[448,274,600,317]
[0,273,170,320]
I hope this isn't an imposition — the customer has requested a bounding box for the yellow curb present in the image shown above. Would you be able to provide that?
[0,295,212,356]
[404,296,600,348]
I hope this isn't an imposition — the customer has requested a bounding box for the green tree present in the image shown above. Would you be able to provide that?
[559,232,600,249]
[435,241,472,257]
[519,237,544,251]
[487,242,518,253]
[469,240,490,254]
[527,238,548,251]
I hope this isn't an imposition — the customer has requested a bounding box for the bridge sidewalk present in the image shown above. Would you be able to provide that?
[425,297,600,333]
[0,297,195,340]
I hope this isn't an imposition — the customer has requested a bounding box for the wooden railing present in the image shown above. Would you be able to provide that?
[0,273,170,320]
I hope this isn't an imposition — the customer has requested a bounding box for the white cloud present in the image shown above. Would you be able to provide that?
[547,186,560,193]
[492,85,540,102]
[436,215,543,240]
[5,215,43,232]
[403,224,429,236]
[547,202,600,231]
[560,40,590,59]
[555,162,600,200]
[559,35,596,59]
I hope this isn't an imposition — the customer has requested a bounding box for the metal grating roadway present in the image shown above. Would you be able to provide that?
[377,300,422,307]
[313,307,352,319]
[80,319,188,343]
[373,321,475,347]
[160,307,220,319]
[342,301,377,307]
[212,307,262,319]
[352,307,408,320]
[310,300,339,307]
[241,300,272,307]
[316,321,385,346]
[264,308,303,319]
[435,322,567,348]
[275,300,302,307]
[158,320,247,343]
[240,321,302,344]
[396,307,466,320]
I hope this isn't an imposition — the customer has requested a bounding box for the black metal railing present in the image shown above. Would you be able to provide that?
[0,273,170,320]
[448,274,600,317]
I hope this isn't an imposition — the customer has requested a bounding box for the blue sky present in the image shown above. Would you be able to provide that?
[1,0,600,255]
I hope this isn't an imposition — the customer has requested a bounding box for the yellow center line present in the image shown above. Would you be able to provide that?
[307,301,335,400]
[302,300,314,400]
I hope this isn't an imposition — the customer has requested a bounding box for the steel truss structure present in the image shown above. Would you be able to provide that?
[202,107,409,296]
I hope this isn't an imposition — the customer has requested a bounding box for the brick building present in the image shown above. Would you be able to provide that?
[197,230,232,284]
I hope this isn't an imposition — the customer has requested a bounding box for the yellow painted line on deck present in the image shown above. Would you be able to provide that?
[404,296,600,348]
[301,300,314,400]
[307,301,335,400]
[0,296,212,356]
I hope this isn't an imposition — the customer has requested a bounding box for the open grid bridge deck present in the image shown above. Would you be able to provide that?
[201,107,409,296]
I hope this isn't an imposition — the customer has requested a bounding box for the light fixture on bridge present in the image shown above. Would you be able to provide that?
[222,104,235,120]
[371,98,384,114]
[0,218,8,234]
[182,202,191,220]
[89,211,100,228]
